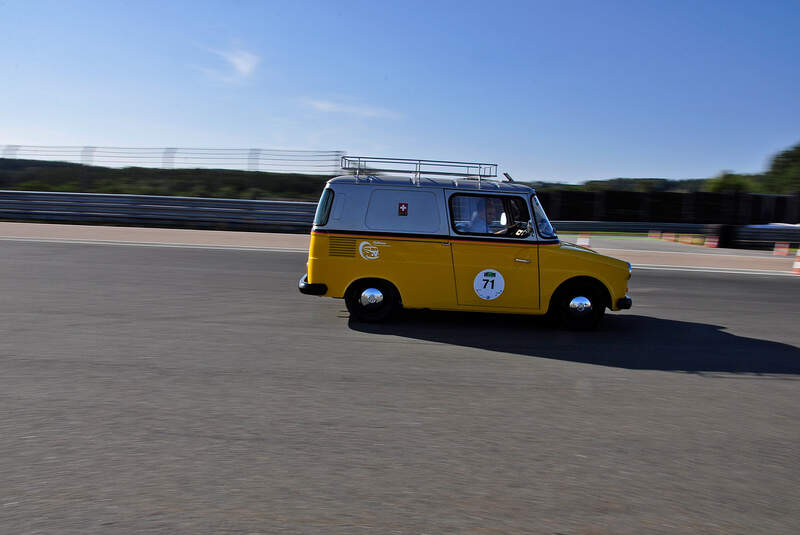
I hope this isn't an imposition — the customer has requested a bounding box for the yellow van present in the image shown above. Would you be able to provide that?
[299,157,631,329]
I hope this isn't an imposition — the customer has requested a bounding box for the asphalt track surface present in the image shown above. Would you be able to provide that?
[1,240,799,534]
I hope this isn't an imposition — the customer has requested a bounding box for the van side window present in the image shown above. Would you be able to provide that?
[450,194,531,238]
[313,188,334,226]
[365,189,441,233]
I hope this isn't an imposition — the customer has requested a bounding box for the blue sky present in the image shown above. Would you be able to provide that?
[1,0,799,182]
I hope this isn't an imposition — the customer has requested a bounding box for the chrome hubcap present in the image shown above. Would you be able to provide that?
[360,288,384,307]
[569,296,592,315]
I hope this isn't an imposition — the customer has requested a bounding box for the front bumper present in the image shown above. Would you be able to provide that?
[616,295,632,310]
[298,274,327,295]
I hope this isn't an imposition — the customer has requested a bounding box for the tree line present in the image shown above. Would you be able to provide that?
[531,141,800,194]
[0,159,331,200]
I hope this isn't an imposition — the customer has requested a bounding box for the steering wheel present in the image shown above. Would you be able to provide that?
[509,222,530,237]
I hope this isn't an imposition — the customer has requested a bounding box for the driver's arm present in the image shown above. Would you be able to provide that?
[492,222,516,235]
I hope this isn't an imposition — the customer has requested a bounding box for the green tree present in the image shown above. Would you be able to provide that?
[765,142,800,193]
[705,171,760,193]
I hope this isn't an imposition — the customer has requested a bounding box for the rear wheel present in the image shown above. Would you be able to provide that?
[555,283,606,330]
[345,280,399,323]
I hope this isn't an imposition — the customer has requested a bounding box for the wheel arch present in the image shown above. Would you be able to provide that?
[547,275,611,313]
[344,277,403,304]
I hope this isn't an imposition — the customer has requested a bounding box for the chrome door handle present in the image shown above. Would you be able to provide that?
[515,258,531,263]
[441,242,450,246]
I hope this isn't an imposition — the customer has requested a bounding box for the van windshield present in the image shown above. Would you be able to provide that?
[313,188,334,226]
[531,195,556,238]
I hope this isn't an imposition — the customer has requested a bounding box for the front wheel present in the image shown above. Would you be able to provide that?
[345,280,399,323]
[556,284,606,330]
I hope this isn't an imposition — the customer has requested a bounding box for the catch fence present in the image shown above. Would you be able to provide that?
[2,145,343,175]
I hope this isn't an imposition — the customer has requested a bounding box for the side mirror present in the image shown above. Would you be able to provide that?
[524,219,533,237]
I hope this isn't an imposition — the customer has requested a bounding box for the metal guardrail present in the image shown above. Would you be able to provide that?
[0,190,317,233]
[734,225,800,248]
[1,190,798,245]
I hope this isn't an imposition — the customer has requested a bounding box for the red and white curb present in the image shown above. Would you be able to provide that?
[774,242,790,256]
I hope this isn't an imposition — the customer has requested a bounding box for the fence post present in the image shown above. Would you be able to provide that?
[248,149,261,172]
[162,147,177,169]
[2,145,20,159]
[81,146,96,166]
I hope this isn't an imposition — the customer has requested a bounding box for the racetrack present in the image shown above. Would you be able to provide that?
[1,239,799,534]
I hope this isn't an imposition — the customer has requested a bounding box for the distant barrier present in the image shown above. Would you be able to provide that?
[734,225,800,249]
[536,190,800,226]
[0,190,316,233]
[552,221,705,234]
[1,190,798,246]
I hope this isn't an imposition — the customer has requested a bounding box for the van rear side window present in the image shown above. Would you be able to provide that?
[365,189,440,233]
[314,188,334,226]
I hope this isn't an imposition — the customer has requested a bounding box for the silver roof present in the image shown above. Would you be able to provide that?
[328,175,536,194]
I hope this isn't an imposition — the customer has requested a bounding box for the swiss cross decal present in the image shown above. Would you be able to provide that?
[398,202,408,216]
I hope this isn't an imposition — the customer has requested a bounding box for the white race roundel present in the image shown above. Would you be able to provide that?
[473,269,505,300]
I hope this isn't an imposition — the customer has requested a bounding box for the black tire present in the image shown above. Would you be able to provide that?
[345,279,399,323]
[555,283,606,330]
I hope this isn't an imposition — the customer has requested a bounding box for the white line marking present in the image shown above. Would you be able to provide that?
[0,237,308,252]
[633,264,796,276]
[597,247,780,259]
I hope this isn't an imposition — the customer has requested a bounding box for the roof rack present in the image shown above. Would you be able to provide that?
[341,156,498,185]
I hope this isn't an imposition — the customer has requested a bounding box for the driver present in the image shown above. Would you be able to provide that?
[486,201,509,234]
[457,198,528,236]
[457,200,489,233]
